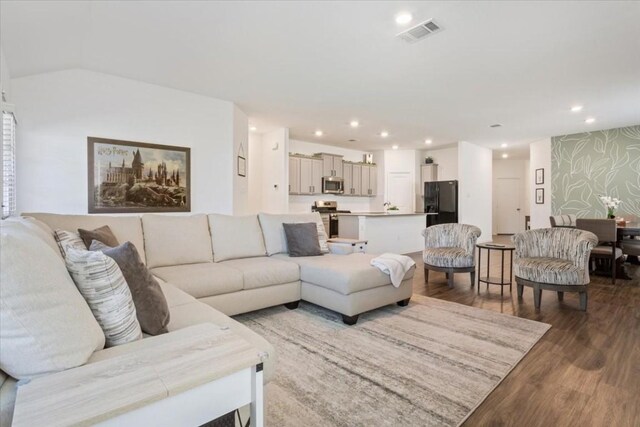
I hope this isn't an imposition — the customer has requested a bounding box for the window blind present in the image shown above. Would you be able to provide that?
[2,110,17,218]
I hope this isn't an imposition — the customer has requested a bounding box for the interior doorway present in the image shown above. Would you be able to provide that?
[496,178,521,234]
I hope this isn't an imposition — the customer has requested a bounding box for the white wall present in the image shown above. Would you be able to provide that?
[458,141,492,240]
[259,128,289,213]
[423,146,458,181]
[1,48,11,102]
[492,158,530,233]
[529,138,552,229]
[288,139,374,213]
[232,105,249,215]
[247,132,264,214]
[12,69,243,214]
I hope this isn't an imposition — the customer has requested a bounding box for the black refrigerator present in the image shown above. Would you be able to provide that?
[424,180,458,227]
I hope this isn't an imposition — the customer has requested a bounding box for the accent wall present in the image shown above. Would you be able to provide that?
[551,125,640,219]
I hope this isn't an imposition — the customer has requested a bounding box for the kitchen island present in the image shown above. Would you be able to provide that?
[337,212,431,254]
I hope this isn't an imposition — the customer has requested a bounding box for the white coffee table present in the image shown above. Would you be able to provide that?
[12,323,266,427]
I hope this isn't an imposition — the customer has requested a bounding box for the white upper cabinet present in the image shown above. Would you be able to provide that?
[320,154,343,178]
[289,155,324,194]
[289,156,300,194]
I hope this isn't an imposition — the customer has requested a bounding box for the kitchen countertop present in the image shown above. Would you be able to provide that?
[337,212,431,217]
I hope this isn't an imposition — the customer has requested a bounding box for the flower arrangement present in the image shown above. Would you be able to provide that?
[383,202,399,211]
[598,195,622,218]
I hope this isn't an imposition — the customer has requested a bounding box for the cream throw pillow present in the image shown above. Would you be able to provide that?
[65,248,143,347]
[0,223,105,379]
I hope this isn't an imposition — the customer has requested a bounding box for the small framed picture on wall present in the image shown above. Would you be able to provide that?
[535,168,544,185]
[535,188,544,204]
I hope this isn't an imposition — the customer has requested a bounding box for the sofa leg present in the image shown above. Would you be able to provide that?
[447,271,454,288]
[517,283,523,299]
[557,291,564,301]
[470,270,475,287]
[533,287,542,310]
[424,267,430,283]
[579,292,588,311]
[284,300,300,310]
[342,314,359,325]
[397,298,410,307]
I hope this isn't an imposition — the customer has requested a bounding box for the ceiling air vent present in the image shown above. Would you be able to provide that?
[397,19,442,43]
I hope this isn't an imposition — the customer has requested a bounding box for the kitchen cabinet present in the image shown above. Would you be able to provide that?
[360,164,377,196]
[343,162,353,195]
[320,154,343,178]
[352,164,362,196]
[419,164,438,197]
[289,157,300,194]
[289,155,323,194]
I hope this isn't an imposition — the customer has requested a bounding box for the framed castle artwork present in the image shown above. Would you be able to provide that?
[88,137,191,213]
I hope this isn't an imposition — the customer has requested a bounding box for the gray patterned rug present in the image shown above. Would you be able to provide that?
[236,295,550,427]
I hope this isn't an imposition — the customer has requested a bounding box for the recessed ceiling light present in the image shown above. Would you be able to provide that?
[502,153,508,159]
[349,120,359,128]
[395,13,413,25]
[249,126,257,132]
[425,139,433,145]
[380,131,389,138]
[585,117,595,124]
[314,130,324,137]
[571,105,583,112]
[501,143,508,148]
[392,145,399,150]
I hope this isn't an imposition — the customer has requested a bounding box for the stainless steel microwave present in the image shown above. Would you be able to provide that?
[322,176,344,194]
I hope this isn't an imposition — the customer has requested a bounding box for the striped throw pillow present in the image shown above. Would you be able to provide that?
[54,229,86,258]
[65,248,143,347]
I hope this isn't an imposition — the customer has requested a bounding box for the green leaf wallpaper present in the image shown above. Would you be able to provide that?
[551,125,640,219]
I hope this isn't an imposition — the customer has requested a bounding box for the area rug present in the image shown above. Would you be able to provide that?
[236,295,550,427]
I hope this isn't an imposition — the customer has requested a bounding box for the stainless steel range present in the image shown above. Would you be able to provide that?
[312,201,351,238]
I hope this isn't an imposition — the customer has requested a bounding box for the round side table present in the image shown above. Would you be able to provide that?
[476,242,515,296]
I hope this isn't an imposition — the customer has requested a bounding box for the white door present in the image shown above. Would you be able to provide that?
[386,172,413,212]
[496,178,521,234]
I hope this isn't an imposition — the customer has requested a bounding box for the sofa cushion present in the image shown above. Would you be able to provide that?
[0,222,105,379]
[258,212,328,255]
[220,257,300,290]
[423,247,474,268]
[151,263,243,298]
[91,241,170,336]
[25,213,147,263]
[78,225,119,249]
[65,248,143,347]
[514,257,583,285]
[283,222,323,257]
[208,214,266,262]
[87,294,277,382]
[0,373,17,427]
[156,278,196,308]
[142,214,213,268]
[274,253,414,295]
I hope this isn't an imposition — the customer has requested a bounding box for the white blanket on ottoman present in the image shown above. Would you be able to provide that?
[370,253,416,287]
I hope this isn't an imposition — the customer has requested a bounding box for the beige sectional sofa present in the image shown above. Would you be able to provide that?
[1,211,415,425]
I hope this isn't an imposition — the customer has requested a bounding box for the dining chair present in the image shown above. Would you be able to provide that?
[549,214,576,228]
[576,218,623,284]
[422,223,481,288]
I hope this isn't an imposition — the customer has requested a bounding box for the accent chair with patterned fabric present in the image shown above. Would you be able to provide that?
[512,228,597,311]
[422,224,481,288]
[549,214,577,228]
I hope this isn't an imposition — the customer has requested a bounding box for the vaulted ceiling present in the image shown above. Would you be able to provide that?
[2,1,639,154]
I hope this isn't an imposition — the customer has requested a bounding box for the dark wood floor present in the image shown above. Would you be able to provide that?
[409,236,640,427]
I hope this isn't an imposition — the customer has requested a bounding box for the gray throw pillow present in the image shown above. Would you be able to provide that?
[283,222,323,257]
[90,240,170,335]
[78,225,119,249]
